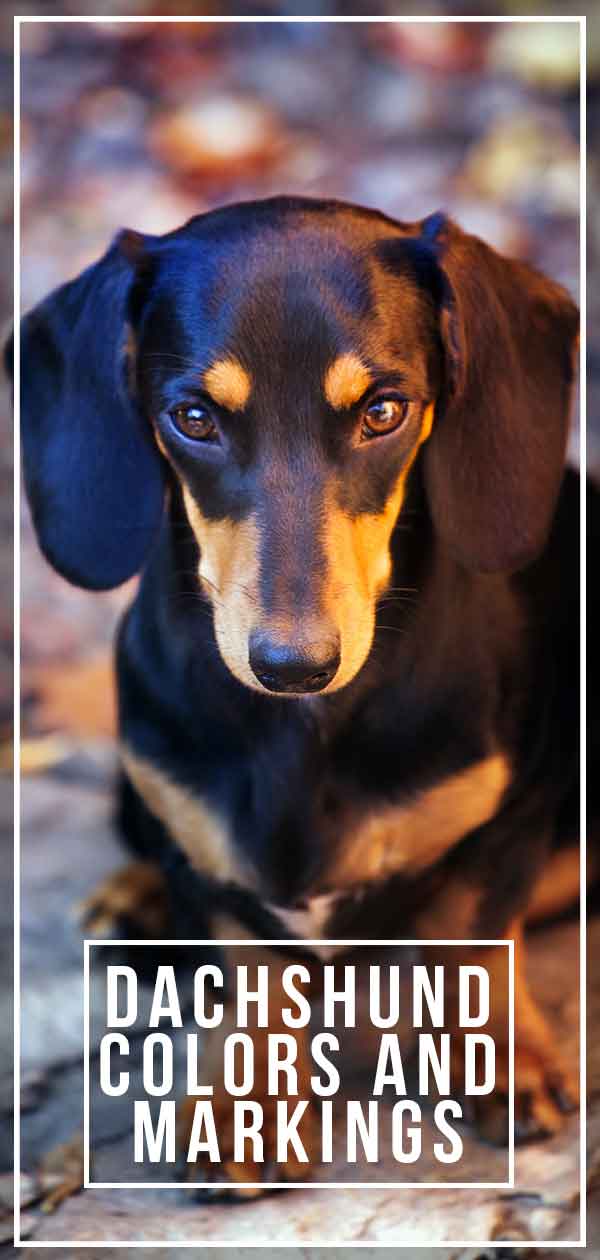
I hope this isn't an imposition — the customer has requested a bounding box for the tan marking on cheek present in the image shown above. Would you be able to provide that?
[321,402,436,692]
[324,353,372,410]
[321,472,407,691]
[154,429,169,459]
[182,487,263,691]
[204,357,252,411]
[332,754,511,887]
[420,400,435,443]
[121,746,254,886]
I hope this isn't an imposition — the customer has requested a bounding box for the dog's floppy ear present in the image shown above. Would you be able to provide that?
[14,232,165,589]
[419,213,578,573]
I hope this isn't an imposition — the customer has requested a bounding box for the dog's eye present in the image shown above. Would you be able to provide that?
[170,404,219,442]
[360,397,409,441]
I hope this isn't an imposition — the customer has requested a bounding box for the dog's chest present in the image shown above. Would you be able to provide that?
[123,737,511,940]
[265,891,346,958]
[263,751,510,948]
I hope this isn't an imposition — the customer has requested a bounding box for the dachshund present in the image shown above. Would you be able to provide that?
[17,196,595,1193]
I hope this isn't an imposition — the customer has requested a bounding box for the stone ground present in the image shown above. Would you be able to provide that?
[2,747,599,1253]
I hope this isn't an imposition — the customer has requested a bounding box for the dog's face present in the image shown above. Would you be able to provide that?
[18,196,578,697]
[134,203,442,693]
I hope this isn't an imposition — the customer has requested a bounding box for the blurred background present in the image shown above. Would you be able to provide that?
[13,11,587,737]
[3,8,598,1249]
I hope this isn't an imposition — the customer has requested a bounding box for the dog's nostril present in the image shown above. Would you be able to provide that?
[249,631,341,694]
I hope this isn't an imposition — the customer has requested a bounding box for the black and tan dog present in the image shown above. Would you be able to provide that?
[18,196,595,1189]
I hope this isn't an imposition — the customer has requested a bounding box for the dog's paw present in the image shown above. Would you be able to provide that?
[459,1028,578,1146]
[177,1090,316,1201]
[77,860,170,938]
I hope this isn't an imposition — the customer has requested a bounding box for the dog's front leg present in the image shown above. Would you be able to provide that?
[178,919,318,1198]
[78,859,171,939]
[415,881,578,1144]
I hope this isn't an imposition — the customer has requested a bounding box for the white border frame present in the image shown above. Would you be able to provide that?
[84,938,514,1191]
[13,11,586,1250]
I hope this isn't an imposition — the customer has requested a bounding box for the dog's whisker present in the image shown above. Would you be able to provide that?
[376,597,417,608]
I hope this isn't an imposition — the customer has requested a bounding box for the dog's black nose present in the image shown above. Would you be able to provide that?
[249,631,341,694]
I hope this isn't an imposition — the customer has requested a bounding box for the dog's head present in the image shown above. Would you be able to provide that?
[17,197,578,695]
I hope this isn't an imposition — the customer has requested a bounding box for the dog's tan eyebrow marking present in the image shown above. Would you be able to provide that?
[324,353,372,410]
[203,357,252,411]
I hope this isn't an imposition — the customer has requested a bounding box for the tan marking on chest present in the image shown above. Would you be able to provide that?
[121,746,253,887]
[324,353,372,410]
[267,893,346,958]
[203,357,252,411]
[415,880,482,941]
[332,754,511,889]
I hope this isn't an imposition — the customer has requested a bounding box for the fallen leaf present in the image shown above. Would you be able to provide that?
[18,735,75,775]
[24,653,117,740]
[149,94,283,183]
[39,1132,86,1214]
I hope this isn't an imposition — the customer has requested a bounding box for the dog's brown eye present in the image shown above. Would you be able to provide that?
[170,404,219,442]
[360,398,409,441]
